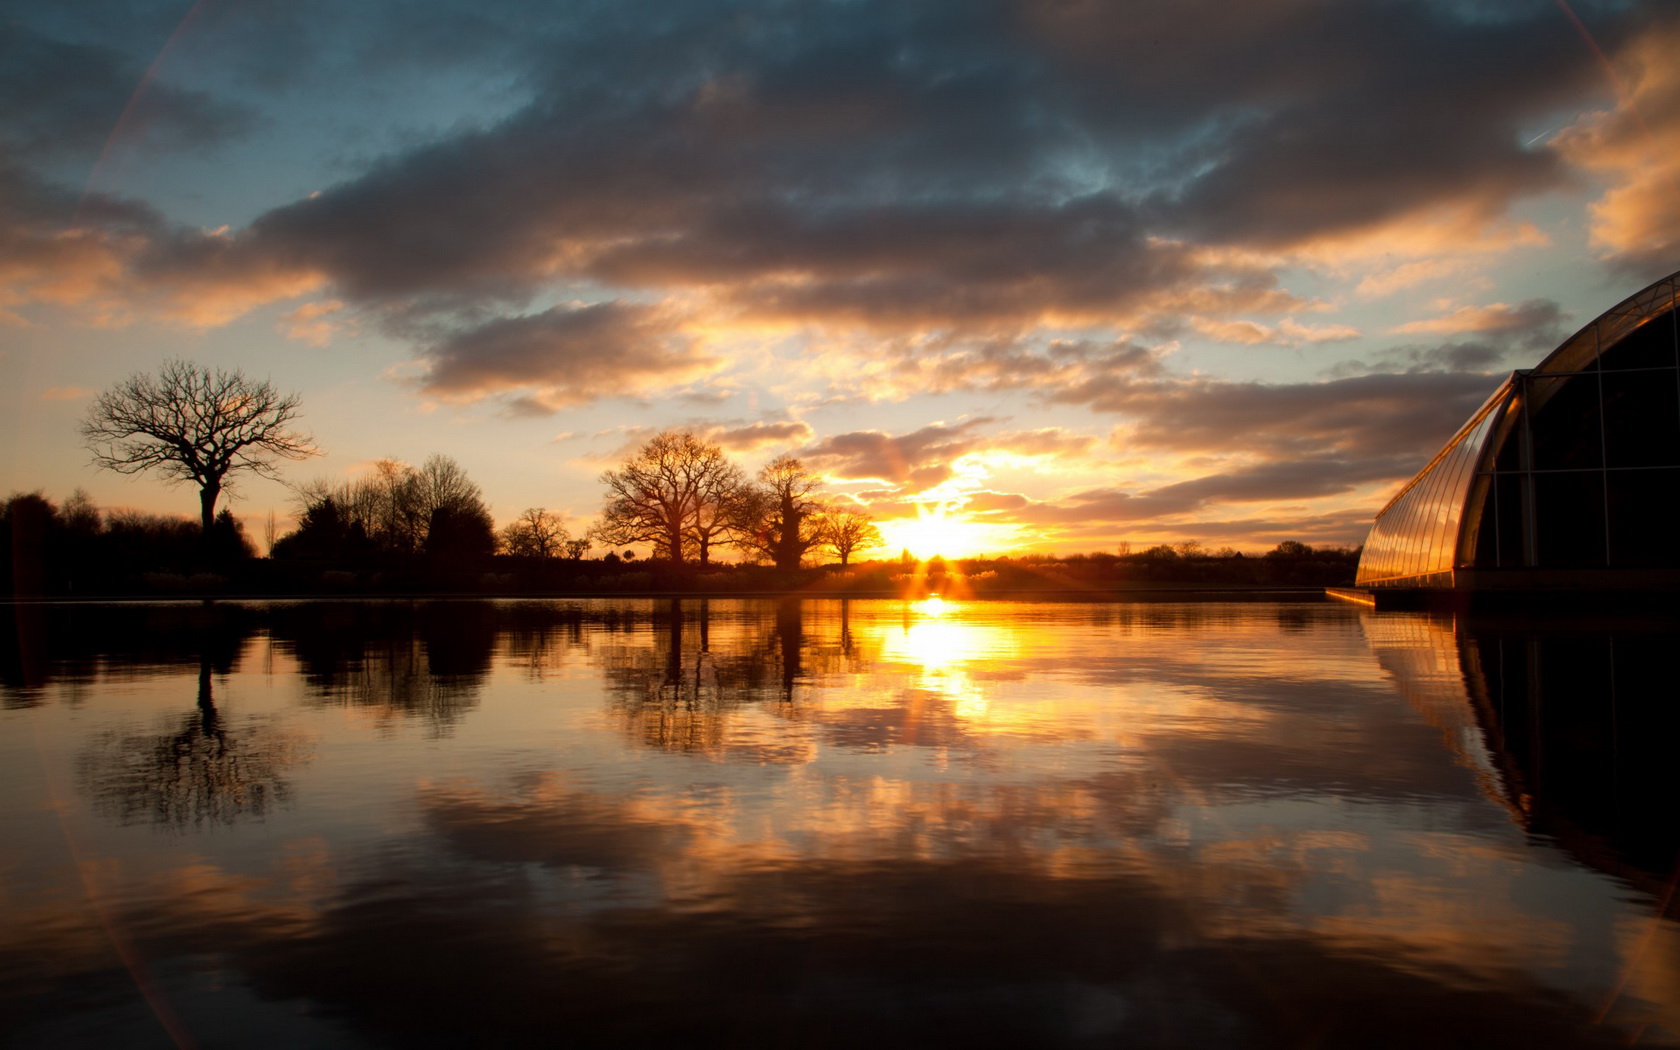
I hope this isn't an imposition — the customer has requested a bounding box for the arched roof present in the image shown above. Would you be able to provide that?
[1355,268,1680,590]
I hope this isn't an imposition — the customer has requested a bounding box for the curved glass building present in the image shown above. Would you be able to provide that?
[1356,270,1680,592]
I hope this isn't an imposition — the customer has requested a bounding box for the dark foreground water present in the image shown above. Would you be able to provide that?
[2,598,1677,1048]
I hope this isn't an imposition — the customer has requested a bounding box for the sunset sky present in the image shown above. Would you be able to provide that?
[4,0,1678,556]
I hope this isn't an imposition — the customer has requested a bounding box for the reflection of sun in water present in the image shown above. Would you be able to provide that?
[875,603,1020,720]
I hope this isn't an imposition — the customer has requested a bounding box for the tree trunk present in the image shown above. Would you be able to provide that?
[199,482,221,535]
[774,503,802,570]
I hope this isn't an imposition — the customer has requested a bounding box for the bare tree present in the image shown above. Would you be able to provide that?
[740,455,826,570]
[82,360,319,534]
[500,507,570,558]
[690,457,749,566]
[597,431,742,565]
[286,454,492,559]
[819,505,883,566]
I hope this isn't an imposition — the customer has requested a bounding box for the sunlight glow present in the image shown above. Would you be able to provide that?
[877,502,1006,560]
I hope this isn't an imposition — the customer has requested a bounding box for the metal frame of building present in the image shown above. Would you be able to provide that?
[1354,270,1680,596]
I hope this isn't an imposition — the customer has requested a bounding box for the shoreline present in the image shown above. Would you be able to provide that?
[3,586,1337,606]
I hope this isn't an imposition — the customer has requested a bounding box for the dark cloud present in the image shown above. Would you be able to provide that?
[40,0,1637,338]
[6,0,1671,438]
[1329,341,1511,378]
[1027,1,1611,246]
[1027,455,1420,527]
[0,25,252,162]
[419,301,714,409]
[1069,371,1496,461]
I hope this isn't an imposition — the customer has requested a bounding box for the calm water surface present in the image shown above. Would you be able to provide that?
[2,598,1677,1048]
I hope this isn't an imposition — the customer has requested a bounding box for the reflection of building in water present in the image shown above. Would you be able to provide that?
[1369,610,1680,1038]
[1368,611,1680,915]
[1353,270,1680,598]
[1361,613,1511,812]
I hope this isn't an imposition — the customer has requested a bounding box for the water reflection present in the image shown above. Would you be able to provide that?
[0,600,258,702]
[79,658,306,829]
[1372,612,1680,909]
[2,599,1678,1047]
[267,602,494,734]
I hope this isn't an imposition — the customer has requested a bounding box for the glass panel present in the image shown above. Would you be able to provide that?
[1471,471,1505,567]
[1502,472,1530,568]
[1529,375,1603,470]
[1598,307,1678,370]
[1602,368,1680,468]
[1533,471,1606,568]
[1607,467,1680,567]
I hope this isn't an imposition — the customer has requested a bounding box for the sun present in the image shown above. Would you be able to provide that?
[877,503,1004,560]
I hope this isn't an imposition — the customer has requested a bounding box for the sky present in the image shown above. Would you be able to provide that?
[3,0,1678,557]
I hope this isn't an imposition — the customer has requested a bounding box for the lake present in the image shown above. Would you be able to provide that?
[2,598,1677,1048]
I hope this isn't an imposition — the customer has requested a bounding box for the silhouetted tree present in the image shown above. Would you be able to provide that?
[819,506,882,566]
[287,454,492,558]
[499,507,569,558]
[425,503,496,558]
[81,360,319,534]
[597,431,741,565]
[738,456,826,570]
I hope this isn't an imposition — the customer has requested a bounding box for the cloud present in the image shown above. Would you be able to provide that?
[986,427,1099,459]
[878,337,1165,401]
[701,420,815,452]
[419,301,717,410]
[1328,341,1512,379]
[801,418,999,489]
[1555,11,1680,272]
[0,24,253,163]
[1354,259,1473,299]
[1084,372,1497,462]
[1188,316,1361,346]
[279,298,347,347]
[22,0,1627,339]
[1391,299,1566,342]
[1121,5,1611,249]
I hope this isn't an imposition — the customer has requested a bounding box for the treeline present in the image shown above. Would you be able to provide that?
[6,427,1358,596]
[271,455,497,561]
[4,483,1357,597]
[2,490,255,596]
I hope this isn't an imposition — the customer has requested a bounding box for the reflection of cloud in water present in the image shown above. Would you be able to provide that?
[11,599,1680,1046]
[3,839,1656,1048]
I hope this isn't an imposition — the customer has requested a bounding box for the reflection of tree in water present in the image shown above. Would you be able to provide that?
[80,633,306,830]
[498,601,587,678]
[599,599,878,754]
[2,601,262,705]
[266,602,495,735]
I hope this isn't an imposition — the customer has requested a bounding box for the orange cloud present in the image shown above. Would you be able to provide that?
[1556,15,1680,266]
[278,299,348,347]
[1391,300,1564,337]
